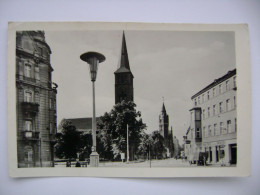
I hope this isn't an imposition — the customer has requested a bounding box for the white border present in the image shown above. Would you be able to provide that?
[8,22,251,177]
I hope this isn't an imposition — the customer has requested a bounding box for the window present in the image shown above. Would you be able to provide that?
[226,80,230,91]
[233,76,236,88]
[219,102,223,113]
[196,128,200,138]
[213,105,216,116]
[24,64,32,77]
[38,47,43,56]
[50,122,53,134]
[219,84,222,94]
[198,96,200,104]
[191,111,193,121]
[207,107,210,118]
[194,98,197,106]
[208,125,211,137]
[49,99,52,109]
[227,120,232,133]
[213,88,215,97]
[235,118,237,132]
[207,91,210,100]
[226,99,231,111]
[221,122,227,134]
[220,122,223,134]
[24,146,33,163]
[205,125,211,137]
[25,120,32,131]
[214,123,217,135]
[202,94,205,102]
[234,96,236,108]
[195,110,201,120]
[203,109,205,119]
[204,126,208,137]
[24,90,33,102]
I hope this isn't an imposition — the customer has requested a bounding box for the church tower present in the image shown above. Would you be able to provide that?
[159,102,169,138]
[114,32,134,104]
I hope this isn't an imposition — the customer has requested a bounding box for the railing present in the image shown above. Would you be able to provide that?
[21,102,39,114]
[21,130,40,140]
[16,74,36,83]
[195,137,202,142]
[23,76,36,82]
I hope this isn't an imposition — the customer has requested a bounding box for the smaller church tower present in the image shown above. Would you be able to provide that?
[159,102,169,138]
[114,32,134,104]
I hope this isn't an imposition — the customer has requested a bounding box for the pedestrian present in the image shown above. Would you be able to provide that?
[66,160,71,167]
[75,160,81,167]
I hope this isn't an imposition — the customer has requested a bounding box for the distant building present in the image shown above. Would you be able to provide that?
[59,117,100,134]
[173,136,180,158]
[114,32,134,104]
[185,69,237,166]
[159,102,174,157]
[16,31,57,167]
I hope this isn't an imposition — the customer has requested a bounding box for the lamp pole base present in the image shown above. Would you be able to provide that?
[89,152,99,167]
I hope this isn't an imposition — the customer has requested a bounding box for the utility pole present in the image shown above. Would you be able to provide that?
[149,142,151,168]
[127,124,129,163]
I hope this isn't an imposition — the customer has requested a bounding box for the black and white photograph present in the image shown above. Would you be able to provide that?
[8,22,251,177]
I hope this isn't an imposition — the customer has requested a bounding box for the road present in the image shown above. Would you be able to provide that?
[55,158,193,168]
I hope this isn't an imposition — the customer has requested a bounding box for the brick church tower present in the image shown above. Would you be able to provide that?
[114,32,134,104]
[159,102,174,157]
[159,102,169,138]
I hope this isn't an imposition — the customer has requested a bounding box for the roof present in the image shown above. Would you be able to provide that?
[162,102,166,113]
[191,69,236,99]
[64,117,100,132]
[114,66,132,74]
[114,31,132,75]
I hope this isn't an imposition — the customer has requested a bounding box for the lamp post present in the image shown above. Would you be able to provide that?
[80,51,105,167]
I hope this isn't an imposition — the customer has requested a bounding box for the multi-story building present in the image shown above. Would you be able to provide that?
[16,31,57,167]
[187,69,237,166]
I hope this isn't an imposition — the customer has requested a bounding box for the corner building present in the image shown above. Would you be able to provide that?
[189,69,237,166]
[16,31,57,167]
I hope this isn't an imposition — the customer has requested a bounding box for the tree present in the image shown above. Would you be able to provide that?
[54,120,82,160]
[150,131,167,159]
[97,100,146,160]
[137,131,151,159]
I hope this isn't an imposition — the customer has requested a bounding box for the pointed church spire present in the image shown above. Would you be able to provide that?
[115,31,132,74]
[162,102,166,112]
[162,97,166,113]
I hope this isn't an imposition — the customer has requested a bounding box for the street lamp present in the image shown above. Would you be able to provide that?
[80,51,105,167]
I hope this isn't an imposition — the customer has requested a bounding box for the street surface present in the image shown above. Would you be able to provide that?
[55,158,195,168]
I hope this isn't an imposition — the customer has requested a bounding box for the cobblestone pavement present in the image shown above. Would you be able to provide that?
[55,158,194,168]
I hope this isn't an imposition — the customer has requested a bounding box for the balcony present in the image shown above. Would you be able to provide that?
[21,102,39,115]
[16,74,36,83]
[21,130,40,140]
[195,137,202,142]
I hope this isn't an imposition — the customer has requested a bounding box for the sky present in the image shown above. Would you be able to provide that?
[45,30,235,144]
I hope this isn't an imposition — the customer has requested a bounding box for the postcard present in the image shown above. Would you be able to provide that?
[7,22,251,177]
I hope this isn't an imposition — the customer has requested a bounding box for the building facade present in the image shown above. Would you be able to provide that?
[114,32,134,104]
[186,69,237,166]
[16,31,57,167]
